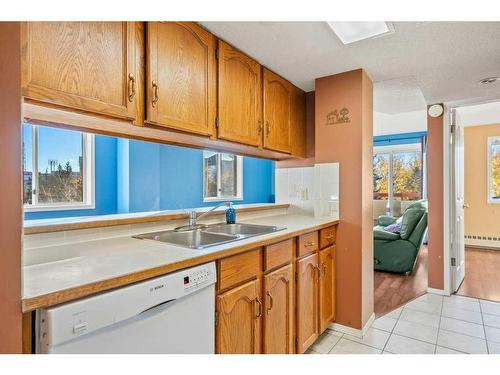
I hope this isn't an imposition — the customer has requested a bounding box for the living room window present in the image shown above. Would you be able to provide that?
[373,144,423,216]
[23,123,95,211]
[488,136,500,203]
[203,151,243,202]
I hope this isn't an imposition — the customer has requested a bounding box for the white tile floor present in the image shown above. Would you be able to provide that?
[306,293,500,354]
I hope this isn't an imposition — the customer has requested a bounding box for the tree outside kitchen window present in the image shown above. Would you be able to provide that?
[23,123,95,211]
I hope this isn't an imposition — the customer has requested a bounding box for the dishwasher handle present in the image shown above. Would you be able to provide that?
[140,298,176,315]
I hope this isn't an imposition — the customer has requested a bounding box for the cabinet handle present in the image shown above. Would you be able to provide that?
[152,80,159,107]
[322,262,327,277]
[266,291,273,313]
[265,121,271,137]
[325,234,335,240]
[304,241,315,247]
[255,298,263,318]
[128,73,136,102]
[258,120,263,134]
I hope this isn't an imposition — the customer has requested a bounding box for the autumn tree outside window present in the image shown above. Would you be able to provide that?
[488,136,500,203]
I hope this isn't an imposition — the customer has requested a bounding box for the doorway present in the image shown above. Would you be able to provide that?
[373,134,429,316]
[449,102,500,302]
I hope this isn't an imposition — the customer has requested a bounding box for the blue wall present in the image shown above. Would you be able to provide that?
[25,136,275,220]
[117,139,275,213]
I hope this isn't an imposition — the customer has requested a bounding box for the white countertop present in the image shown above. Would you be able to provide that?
[23,213,338,304]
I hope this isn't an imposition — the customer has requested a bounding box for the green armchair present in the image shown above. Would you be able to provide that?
[374,200,428,274]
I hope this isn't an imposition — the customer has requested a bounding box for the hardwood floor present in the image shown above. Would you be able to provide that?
[374,245,428,317]
[457,247,500,302]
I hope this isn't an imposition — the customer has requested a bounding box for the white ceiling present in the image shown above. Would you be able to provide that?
[456,101,500,127]
[201,21,500,114]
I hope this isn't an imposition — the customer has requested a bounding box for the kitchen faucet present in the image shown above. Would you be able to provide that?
[174,201,232,232]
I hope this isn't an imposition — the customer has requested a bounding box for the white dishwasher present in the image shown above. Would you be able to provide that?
[36,262,216,354]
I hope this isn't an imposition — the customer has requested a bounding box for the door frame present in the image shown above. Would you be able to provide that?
[443,99,500,296]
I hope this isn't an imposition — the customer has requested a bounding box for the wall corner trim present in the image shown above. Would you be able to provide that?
[427,287,449,296]
[328,313,375,338]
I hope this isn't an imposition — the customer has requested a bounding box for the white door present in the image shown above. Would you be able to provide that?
[451,108,466,292]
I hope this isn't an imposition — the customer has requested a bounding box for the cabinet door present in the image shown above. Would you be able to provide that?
[216,279,262,354]
[147,22,216,136]
[263,68,292,153]
[319,246,335,333]
[263,264,294,354]
[296,252,319,353]
[21,22,138,121]
[290,87,307,158]
[217,41,262,147]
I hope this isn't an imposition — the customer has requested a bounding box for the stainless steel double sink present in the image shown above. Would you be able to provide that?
[133,223,284,249]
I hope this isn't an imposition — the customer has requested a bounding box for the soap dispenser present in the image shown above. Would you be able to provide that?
[226,202,236,224]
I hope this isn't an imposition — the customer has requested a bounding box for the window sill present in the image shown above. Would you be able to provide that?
[203,197,244,203]
[24,203,96,213]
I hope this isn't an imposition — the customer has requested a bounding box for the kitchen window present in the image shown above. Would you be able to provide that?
[23,123,95,211]
[203,151,243,202]
[488,136,500,203]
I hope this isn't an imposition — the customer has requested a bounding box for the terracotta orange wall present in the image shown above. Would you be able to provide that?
[315,69,374,329]
[427,110,444,290]
[464,124,500,237]
[0,22,23,353]
[277,91,316,168]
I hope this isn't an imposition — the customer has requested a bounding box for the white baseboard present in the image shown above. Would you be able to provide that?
[328,313,375,338]
[427,287,449,296]
[465,237,500,249]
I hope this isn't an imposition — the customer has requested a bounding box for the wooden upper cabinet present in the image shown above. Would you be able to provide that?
[216,279,262,354]
[319,246,335,333]
[263,68,293,154]
[217,41,262,147]
[146,22,216,136]
[263,264,294,354]
[296,252,319,353]
[21,22,139,121]
[290,87,307,158]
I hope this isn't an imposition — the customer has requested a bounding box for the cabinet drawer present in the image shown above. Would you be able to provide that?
[297,231,319,257]
[218,248,262,290]
[264,239,293,271]
[320,226,337,249]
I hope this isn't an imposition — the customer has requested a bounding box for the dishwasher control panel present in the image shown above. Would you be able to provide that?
[183,267,212,290]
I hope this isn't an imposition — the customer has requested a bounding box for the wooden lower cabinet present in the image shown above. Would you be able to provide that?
[263,264,294,354]
[296,252,319,353]
[319,246,335,333]
[216,278,262,354]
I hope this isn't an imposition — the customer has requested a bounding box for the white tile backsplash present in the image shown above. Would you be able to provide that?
[275,163,339,219]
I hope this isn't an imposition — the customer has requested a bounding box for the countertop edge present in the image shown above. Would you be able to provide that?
[24,203,290,235]
[22,219,339,312]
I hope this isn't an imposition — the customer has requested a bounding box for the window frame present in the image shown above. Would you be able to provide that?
[373,143,423,215]
[487,136,500,204]
[23,124,96,212]
[202,151,243,202]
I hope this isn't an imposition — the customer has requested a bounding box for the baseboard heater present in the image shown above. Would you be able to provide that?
[465,235,500,250]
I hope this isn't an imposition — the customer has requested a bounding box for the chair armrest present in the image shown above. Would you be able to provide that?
[374,228,400,241]
[378,215,397,226]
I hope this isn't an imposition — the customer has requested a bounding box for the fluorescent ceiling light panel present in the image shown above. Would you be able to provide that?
[327,22,393,44]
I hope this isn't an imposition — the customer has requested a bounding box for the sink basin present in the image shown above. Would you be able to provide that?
[134,223,285,249]
[133,229,240,249]
[204,223,281,236]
